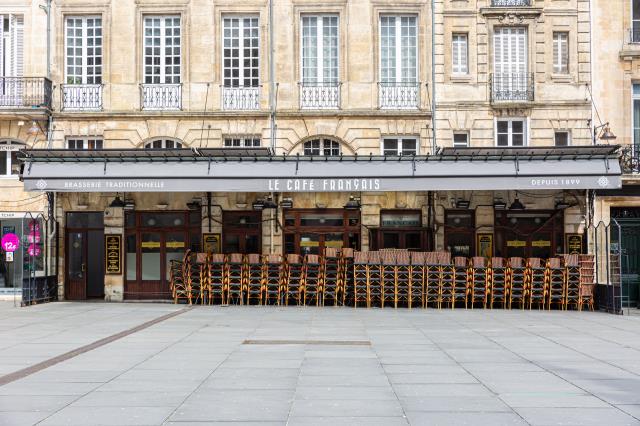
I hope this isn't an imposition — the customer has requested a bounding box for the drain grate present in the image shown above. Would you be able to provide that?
[242,339,370,346]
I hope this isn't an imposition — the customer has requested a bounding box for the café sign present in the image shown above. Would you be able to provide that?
[268,178,381,192]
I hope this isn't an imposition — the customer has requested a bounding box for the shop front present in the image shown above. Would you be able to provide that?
[0,212,46,292]
[19,146,623,301]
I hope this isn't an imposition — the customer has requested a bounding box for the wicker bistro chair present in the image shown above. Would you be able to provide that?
[508,257,527,309]
[207,253,227,305]
[353,251,369,308]
[322,248,341,306]
[395,251,411,308]
[195,253,209,304]
[264,254,284,305]
[547,257,565,310]
[184,251,203,305]
[285,254,304,306]
[226,253,245,305]
[409,252,427,308]
[367,251,383,308]
[169,257,188,304]
[528,258,547,309]
[381,250,397,308]
[424,252,441,308]
[245,254,264,305]
[563,254,581,310]
[341,248,355,306]
[438,251,455,309]
[452,256,470,308]
[470,256,489,309]
[578,254,596,311]
[303,254,322,306]
[490,257,508,309]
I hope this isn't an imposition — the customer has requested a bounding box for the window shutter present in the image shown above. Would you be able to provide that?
[0,15,4,77]
[11,15,23,78]
[461,35,467,73]
[452,36,460,73]
[553,34,559,73]
[516,28,527,75]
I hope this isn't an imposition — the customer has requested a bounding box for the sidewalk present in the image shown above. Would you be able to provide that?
[0,304,639,425]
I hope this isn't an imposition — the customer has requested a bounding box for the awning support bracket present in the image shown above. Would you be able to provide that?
[295,153,299,175]
[515,154,520,175]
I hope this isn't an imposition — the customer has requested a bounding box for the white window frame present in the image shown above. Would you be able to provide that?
[300,15,339,84]
[67,137,104,150]
[554,131,570,147]
[632,83,640,155]
[379,15,418,83]
[452,33,468,75]
[633,0,640,42]
[143,15,181,84]
[453,132,469,147]
[302,138,342,156]
[65,16,102,85]
[552,31,568,74]
[223,136,261,148]
[0,140,24,177]
[495,118,528,147]
[222,16,260,88]
[143,138,183,149]
[381,137,419,156]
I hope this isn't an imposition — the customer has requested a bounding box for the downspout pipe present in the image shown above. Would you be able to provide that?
[430,0,436,153]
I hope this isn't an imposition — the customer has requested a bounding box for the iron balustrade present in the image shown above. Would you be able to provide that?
[491,0,531,6]
[378,81,420,110]
[299,82,341,109]
[221,86,261,110]
[620,147,640,174]
[140,83,182,110]
[489,73,534,103]
[0,77,52,109]
[61,84,103,111]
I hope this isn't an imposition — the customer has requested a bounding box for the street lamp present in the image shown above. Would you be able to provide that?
[593,122,617,144]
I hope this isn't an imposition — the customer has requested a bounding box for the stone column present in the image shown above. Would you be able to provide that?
[103,206,124,302]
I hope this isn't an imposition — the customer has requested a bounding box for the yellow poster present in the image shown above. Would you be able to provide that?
[476,233,493,258]
[203,233,221,254]
[507,240,526,248]
[141,241,161,249]
[166,241,185,249]
[532,240,551,247]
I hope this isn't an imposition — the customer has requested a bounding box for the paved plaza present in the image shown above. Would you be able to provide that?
[0,302,639,425]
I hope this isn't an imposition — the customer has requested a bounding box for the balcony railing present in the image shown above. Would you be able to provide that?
[61,84,103,111]
[489,73,534,103]
[140,83,182,110]
[378,82,420,110]
[621,147,640,174]
[491,0,531,6]
[0,77,52,109]
[221,86,260,110]
[299,82,341,109]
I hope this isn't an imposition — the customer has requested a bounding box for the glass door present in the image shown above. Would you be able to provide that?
[66,231,86,300]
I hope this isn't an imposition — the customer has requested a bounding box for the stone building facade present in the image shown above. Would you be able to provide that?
[1,0,623,301]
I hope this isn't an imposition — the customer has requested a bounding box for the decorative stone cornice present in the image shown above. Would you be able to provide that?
[479,7,543,19]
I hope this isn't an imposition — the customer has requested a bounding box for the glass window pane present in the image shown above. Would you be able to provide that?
[141,233,161,280]
[126,234,137,281]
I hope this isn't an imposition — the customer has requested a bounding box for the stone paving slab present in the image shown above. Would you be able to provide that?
[0,304,639,425]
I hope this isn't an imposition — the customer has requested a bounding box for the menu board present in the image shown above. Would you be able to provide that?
[477,233,493,258]
[203,233,221,254]
[565,233,583,254]
[105,235,122,274]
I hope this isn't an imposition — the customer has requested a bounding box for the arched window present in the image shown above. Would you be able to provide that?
[0,140,25,177]
[143,139,183,149]
[303,138,341,156]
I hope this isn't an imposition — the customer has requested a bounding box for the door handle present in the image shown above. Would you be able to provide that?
[81,263,86,272]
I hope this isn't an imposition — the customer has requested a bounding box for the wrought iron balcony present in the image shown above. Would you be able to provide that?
[489,73,534,103]
[140,83,182,110]
[221,86,260,110]
[491,0,531,6]
[378,81,420,110]
[0,77,52,109]
[620,147,640,174]
[61,84,103,111]
[299,81,341,109]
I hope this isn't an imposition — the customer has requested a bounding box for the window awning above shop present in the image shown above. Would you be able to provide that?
[20,146,622,193]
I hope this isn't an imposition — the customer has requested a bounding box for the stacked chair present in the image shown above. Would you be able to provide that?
[489,257,508,309]
[322,248,341,306]
[167,249,600,311]
[546,257,565,310]
[303,254,322,306]
[528,258,547,309]
[470,257,489,309]
[508,257,527,309]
